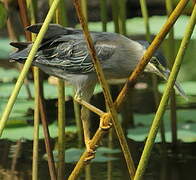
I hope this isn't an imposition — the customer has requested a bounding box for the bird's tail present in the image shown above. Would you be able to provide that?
[10,42,32,63]
[10,23,82,63]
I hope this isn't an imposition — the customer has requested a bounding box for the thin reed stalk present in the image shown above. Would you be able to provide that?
[139,0,150,41]
[81,0,88,21]
[39,97,57,180]
[107,129,113,180]
[68,0,189,179]
[57,79,65,179]
[4,0,19,41]
[85,164,91,180]
[73,100,83,147]
[32,67,40,180]
[118,0,126,35]
[99,0,107,32]
[56,0,68,26]
[134,4,196,180]
[140,0,166,143]
[71,0,136,179]
[110,0,119,33]
[25,1,40,179]
[20,0,32,40]
[52,0,67,178]
[165,0,178,146]
[10,139,23,172]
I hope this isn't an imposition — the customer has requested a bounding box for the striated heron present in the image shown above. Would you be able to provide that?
[10,23,186,160]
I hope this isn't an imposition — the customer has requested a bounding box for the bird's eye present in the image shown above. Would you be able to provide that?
[151,57,159,65]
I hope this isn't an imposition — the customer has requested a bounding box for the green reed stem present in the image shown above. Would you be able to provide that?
[140,0,166,143]
[25,0,40,179]
[56,0,68,26]
[99,0,107,32]
[110,0,119,33]
[139,0,150,41]
[134,4,196,180]
[57,79,65,179]
[53,0,67,178]
[81,0,88,21]
[140,0,164,143]
[118,0,126,35]
[165,0,178,146]
[73,99,83,148]
[32,67,40,180]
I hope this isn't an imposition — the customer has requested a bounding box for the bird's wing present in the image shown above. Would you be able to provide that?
[34,35,115,74]
[26,23,82,40]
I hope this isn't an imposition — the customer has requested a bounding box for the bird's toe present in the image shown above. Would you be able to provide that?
[84,141,97,162]
[99,113,112,131]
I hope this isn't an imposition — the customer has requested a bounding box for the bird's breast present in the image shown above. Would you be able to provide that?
[101,47,144,79]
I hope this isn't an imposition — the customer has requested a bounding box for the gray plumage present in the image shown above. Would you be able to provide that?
[10,24,187,153]
[10,23,186,98]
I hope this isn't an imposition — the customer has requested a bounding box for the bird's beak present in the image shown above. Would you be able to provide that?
[146,57,187,99]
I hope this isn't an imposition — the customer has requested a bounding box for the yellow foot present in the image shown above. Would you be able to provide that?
[74,93,82,101]
[84,140,97,162]
[100,113,112,131]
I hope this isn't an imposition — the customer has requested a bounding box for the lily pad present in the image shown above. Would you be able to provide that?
[158,81,196,96]
[0,67,19,82]
[127,109,196,142]
[83,16,196,39]
[0,78,102,99]
[1,121,77,140]
[44,147,120,163]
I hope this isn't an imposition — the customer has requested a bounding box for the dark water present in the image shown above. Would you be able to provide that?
[0,139,195,180]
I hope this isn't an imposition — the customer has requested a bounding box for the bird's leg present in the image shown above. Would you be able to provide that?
[74,81,97,161]
[81,105,96,161]
[99,112,112,130]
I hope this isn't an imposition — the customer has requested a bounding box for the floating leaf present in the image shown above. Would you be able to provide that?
[127,109,196,142]
[44,147,120,163]
[83,16,196,39]
[159,81,196,96]
[0,68,19,82]
[1,120,77,140]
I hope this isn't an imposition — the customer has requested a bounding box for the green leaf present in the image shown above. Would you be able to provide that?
[0,67,19,82]
[44,147,120,163]
[159,81,196,96]
[1,121,77,140]
[127,109,196,142]
[0,2,7,29]
[81,15,196,39]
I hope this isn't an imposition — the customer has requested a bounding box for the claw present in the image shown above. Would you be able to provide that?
[84,153,95,162]
[84,140,96,162]
[74,93,82,101]
[100,113,112,131]
[94,144,99,148]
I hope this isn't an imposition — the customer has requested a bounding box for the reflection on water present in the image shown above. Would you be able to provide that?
[0,139,195,180]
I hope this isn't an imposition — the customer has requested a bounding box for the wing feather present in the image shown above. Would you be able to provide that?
[35,36,115,74]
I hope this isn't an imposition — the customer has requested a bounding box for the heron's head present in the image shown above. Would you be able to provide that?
[146,53,187,99]
[137,40,186,98]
